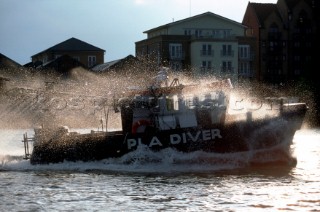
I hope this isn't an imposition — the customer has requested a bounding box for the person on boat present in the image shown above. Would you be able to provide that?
[152,66,169,88]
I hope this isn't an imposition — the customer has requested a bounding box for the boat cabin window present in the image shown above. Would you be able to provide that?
[166,95,179,111]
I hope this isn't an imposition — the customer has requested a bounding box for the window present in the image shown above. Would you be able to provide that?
[269,41,278,51]
[169,43,182,59]
[239,62,250,76]
[202,44,206,55]
[268,23,281,39]
[88,56,96,67]
[212,30,221,38]
[222,61,232,73]
[207,45,212,56]
[202,61,206,68]
[282,41,286,47]
[184,29,191,35]
[239,45,250,59]
[283,55,286,61]
[223,30,231,38]
[195,29,202,37]
[201,44,213,56]
[222,45,232,56]
[201,60,212,72]
[294,55,300,61]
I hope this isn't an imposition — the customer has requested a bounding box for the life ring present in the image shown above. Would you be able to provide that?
[132,119,151,134]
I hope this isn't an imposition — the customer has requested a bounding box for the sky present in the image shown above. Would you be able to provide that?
[0,0,277,65]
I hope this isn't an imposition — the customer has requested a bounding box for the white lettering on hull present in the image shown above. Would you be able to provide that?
[127,129,222,150]
[149,136,162,148]
[170,134,181,144]
[127,138,142,149]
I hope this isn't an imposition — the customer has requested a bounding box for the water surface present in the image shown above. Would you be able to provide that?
[0,128,319,211]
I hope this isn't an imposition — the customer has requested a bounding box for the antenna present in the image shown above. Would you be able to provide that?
[189,0,191,17]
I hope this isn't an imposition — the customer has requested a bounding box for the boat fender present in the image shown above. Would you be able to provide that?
[132,119,151,134]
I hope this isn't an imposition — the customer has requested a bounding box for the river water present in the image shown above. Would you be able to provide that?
[0,128,319,211]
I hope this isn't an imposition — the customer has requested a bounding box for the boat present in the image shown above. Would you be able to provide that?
[22,67,308,164]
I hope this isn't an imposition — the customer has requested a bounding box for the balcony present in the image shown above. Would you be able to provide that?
[220,67,235,74]
[169,51,185,60]
[200,50,214,57]
[200,67,214,73]
[220,50,234,57]
[238,70,254,78]
[238,53,254,61]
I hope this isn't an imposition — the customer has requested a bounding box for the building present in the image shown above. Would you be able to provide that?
[91,55,139,73]
[242,0,319,127]
[0,53,21,70]
[0,53,22,81]
[242,0,316,83]
[135,12,250,83]
[31,37,105,69]
[38,54,87,76]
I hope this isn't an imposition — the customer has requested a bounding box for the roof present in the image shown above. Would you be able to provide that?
[91,59,121,72]
[0,53,21,69]
[249,3,280,27]
[143,11,245,34]
[91,55,137,72]
[32,37,105,57]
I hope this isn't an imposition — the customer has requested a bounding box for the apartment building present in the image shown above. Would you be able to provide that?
[135,12,250,83]
[242,0,316,83]
[136,0,317,85]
